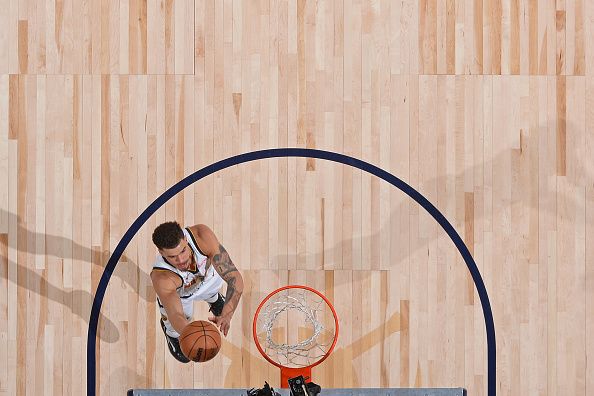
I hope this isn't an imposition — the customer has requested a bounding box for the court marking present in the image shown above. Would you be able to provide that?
[87,148,496,396]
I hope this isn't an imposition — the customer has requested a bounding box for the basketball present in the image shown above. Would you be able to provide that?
[179,320,222,362]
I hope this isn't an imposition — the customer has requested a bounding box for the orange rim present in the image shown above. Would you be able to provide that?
[252,284,339,370]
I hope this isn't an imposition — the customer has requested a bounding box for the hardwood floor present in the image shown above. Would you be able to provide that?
[1,1,593,395]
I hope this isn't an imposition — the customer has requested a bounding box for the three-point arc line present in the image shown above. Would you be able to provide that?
[87,148,496,396]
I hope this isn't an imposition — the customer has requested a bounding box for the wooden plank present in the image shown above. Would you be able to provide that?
[45,0,57,73]
[587,1,594,76]
[17,20,27,74]
[390,0,413,75]
[419,0,437,75]
[556,1,566,75]
[147,0,164,74]
[6,137,17,396]
[529,0,538,74]
[556,76,566,175]
[473,0,484,74]
[510,0,521,74]
[436,1,446,74]
[0,233,7,392]
[175,0,194,74]
[586,76,594,396]
[0,75,8,232]
[0,0,9,73]
[519,0,529,74]
[7,0,18,73]
[33,76,45,271]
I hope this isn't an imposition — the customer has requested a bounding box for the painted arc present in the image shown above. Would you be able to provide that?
[87,148,496,396]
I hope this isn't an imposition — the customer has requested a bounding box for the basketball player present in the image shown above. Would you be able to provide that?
[150,221,244,363]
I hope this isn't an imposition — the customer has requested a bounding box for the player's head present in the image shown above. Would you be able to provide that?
[152,221,184,249]
[152,222,193,270]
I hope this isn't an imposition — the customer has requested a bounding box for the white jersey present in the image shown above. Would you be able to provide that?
[152,227,223,301]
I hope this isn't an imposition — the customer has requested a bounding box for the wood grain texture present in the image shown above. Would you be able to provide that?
[0,2,593,396]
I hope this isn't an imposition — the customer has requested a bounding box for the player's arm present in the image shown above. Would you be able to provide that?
[211,243,244,318]
[192,224,244,334]
[150,270,188,335]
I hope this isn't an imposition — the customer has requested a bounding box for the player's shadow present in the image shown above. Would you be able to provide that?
[273,118,586,272]
[0,209,156,342]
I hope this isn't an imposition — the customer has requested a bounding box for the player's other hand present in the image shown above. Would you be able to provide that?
[208,313,231,336]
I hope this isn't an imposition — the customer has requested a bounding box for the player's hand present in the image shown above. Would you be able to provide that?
[208,313,231,336]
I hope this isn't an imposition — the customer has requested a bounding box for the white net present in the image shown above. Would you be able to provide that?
[254,287,337,368]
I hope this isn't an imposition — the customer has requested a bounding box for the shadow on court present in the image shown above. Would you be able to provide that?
[0,209,156,342]
[271,118,585,274]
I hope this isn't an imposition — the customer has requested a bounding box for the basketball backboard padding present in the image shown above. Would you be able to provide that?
[128,388,467,396]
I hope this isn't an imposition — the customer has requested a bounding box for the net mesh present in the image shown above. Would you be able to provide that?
[254,287,337,368]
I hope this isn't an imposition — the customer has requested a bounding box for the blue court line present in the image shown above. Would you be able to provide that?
[87,148,495,396]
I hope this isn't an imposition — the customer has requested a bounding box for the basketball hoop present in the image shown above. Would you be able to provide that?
[252,285,339,388]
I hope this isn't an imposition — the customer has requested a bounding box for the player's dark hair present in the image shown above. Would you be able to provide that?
[152,221,185,250]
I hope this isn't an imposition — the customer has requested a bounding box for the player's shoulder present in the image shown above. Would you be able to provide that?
[188,223,213,235]
[150,268,181,290]
[187,224,219,240]
[187,224,219,254]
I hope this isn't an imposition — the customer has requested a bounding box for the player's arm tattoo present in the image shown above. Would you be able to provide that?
[212,244,244,314]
